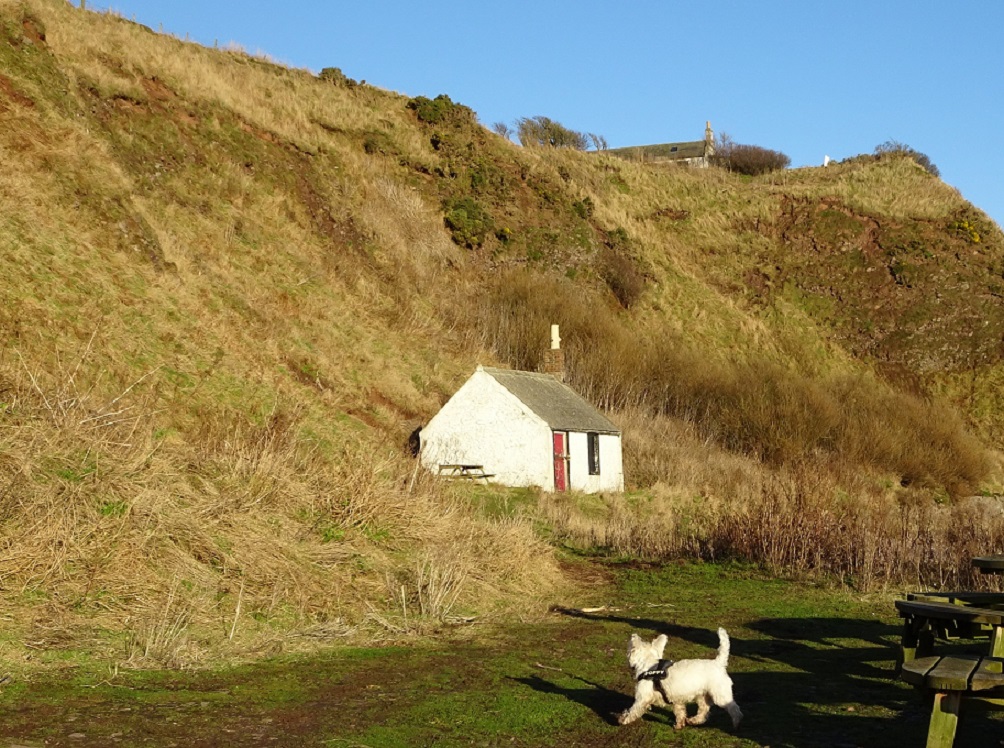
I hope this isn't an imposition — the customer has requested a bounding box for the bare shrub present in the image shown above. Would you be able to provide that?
[714,134,790,176]
[542,422,1004,591]
[459,269,594,371]
[516,116,589,150]
[597,345,987,497]
[492,121,512,140]
[875,140,940,178]
[587,132,608,151]
[830,376,989,497]
[713,468,1004,590]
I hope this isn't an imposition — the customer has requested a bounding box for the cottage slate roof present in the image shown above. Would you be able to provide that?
[481,367,621,434]
[608,140,709,161]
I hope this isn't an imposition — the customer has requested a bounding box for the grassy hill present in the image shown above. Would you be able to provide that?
[2,0,1003,669]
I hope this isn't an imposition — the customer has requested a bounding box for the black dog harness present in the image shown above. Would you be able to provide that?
[637,659,674,702]
[637,658,674,682]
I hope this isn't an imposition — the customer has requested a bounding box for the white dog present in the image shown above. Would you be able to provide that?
[618,627,743,730]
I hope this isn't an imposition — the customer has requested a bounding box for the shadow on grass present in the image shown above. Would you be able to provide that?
[544,607,951,747]
[513,670,924,748]
[512,674,630,725]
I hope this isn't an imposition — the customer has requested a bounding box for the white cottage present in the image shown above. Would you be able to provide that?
[420,365,624,493]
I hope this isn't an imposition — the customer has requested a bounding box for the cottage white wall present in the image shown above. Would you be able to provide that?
[567,431,624,493]
[420,371,554,489]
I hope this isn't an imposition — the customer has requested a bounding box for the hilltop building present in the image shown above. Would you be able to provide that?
[419,327,624,493]
[606,121,715,167]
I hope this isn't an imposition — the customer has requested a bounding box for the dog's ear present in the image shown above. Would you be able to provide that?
[654,634,668,655]
[629,633,641,649]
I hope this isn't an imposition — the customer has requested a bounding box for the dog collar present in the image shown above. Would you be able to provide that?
[637,658,674,682]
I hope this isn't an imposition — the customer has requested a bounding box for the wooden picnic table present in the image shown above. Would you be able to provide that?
[973,555,1004,575]
[894,557,1004,746]
[895,598,1004,662]
[897,556,1004,663]
[907,591,1004,608]
[437,464,495,482]
[900,654,1004,748]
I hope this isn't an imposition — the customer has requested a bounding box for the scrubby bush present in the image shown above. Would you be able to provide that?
[949,217,982,244]
[599,228,645,308]
[318,67,356,87]
[443,197,494,248]
[714,135,791,176]
[516,116,589,150]
[947,208,997,245]
[600,248,645,308]
[407,94,474,126]
[572,196,594,219]
[362,130,394,155]
[874,140,940,178]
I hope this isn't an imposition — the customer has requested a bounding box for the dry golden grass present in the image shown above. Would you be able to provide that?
[544,408,1004,592]
[0,349,563,667]
[33,0,433,161]
[777,155,968,220]
[2,0,1002,672]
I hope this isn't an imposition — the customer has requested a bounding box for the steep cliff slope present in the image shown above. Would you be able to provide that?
[2,0,1003,663]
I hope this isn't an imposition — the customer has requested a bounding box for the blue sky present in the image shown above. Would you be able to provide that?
[87,1,1004,228]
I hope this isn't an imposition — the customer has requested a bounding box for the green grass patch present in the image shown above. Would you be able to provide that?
[2,561,1000,746]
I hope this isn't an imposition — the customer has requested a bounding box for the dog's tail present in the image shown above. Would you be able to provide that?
[715,627,731,668]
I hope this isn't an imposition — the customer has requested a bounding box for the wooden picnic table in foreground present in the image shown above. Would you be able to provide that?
[894,554,1004,746]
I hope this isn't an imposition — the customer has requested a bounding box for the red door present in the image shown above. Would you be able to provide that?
[553,431,569,492]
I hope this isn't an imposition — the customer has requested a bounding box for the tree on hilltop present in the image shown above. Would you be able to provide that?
[516,116,589,150]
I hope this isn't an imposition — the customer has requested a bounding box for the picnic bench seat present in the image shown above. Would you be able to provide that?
[899,655,1004,748]
[895,599,1004,664]
[906,591,1004,609]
